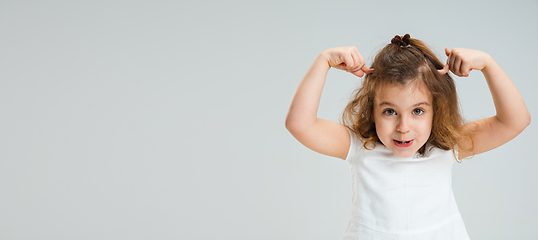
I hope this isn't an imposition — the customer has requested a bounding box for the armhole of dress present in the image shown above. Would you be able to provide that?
[453,145,471,163]
[344,129,356,163]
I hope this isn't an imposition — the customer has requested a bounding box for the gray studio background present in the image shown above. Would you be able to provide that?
[1,0,536,239]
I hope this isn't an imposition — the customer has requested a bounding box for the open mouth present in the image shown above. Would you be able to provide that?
[394,139,413,147]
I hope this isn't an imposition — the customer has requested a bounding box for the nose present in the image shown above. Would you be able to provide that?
[396,115,409,133]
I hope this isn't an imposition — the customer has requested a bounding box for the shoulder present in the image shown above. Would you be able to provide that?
[345,130,383,162]
[344,129,362,161]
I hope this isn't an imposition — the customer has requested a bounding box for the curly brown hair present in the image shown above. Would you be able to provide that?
[341,35,470,157]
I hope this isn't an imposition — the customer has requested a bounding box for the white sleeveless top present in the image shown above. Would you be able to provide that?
[343,131,470,240]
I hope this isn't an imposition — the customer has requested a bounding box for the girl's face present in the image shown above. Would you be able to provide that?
[373,82,433,158]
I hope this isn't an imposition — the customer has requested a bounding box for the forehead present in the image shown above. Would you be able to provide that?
[374,81,432,107]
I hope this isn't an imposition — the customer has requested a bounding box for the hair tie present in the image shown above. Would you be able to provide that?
[391,34,411,47]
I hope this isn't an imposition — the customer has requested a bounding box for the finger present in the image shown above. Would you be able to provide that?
[448,51,456,75]
[438,47,452,74]
[351,47,372,75]
[345,60,361,72]
[453,55,462,76]
[362,65,373,74]
[343,54,355,69]
[350,69,365,77]
[354,47,366,64]
[347,63,363,72]
[350,49,360,69]
[444,47,451,57]
[346,67,361,74]
[460,60,471,77]
[438,64,449,75]
[350,66,373,77]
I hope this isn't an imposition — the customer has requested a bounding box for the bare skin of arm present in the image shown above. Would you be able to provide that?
[439,47,531,160]
[285,47,372,160]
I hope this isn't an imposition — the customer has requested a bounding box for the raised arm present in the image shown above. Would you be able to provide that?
[439,47,531,160]
[285,47,372,160]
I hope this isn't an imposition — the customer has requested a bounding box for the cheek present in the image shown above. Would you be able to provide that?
[420,116,434,136]
[374,119,393,138]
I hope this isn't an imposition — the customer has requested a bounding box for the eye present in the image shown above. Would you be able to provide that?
[412,108,424,115]
[383,109,396,115]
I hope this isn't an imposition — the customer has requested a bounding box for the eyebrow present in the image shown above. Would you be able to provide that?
[378,101,430,107]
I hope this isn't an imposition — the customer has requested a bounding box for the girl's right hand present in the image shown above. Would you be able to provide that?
[321,46,373,77]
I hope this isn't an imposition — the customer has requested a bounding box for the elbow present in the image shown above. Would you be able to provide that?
[523,112,531,129]
[285,115,299,133]
[285,117,292,131]
[514,112,531,134]
[285,114,310,135]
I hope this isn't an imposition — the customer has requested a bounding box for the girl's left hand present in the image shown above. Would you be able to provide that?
[438,47,493,77]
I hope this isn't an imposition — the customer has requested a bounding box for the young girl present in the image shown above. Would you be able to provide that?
[285,34,530,239]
